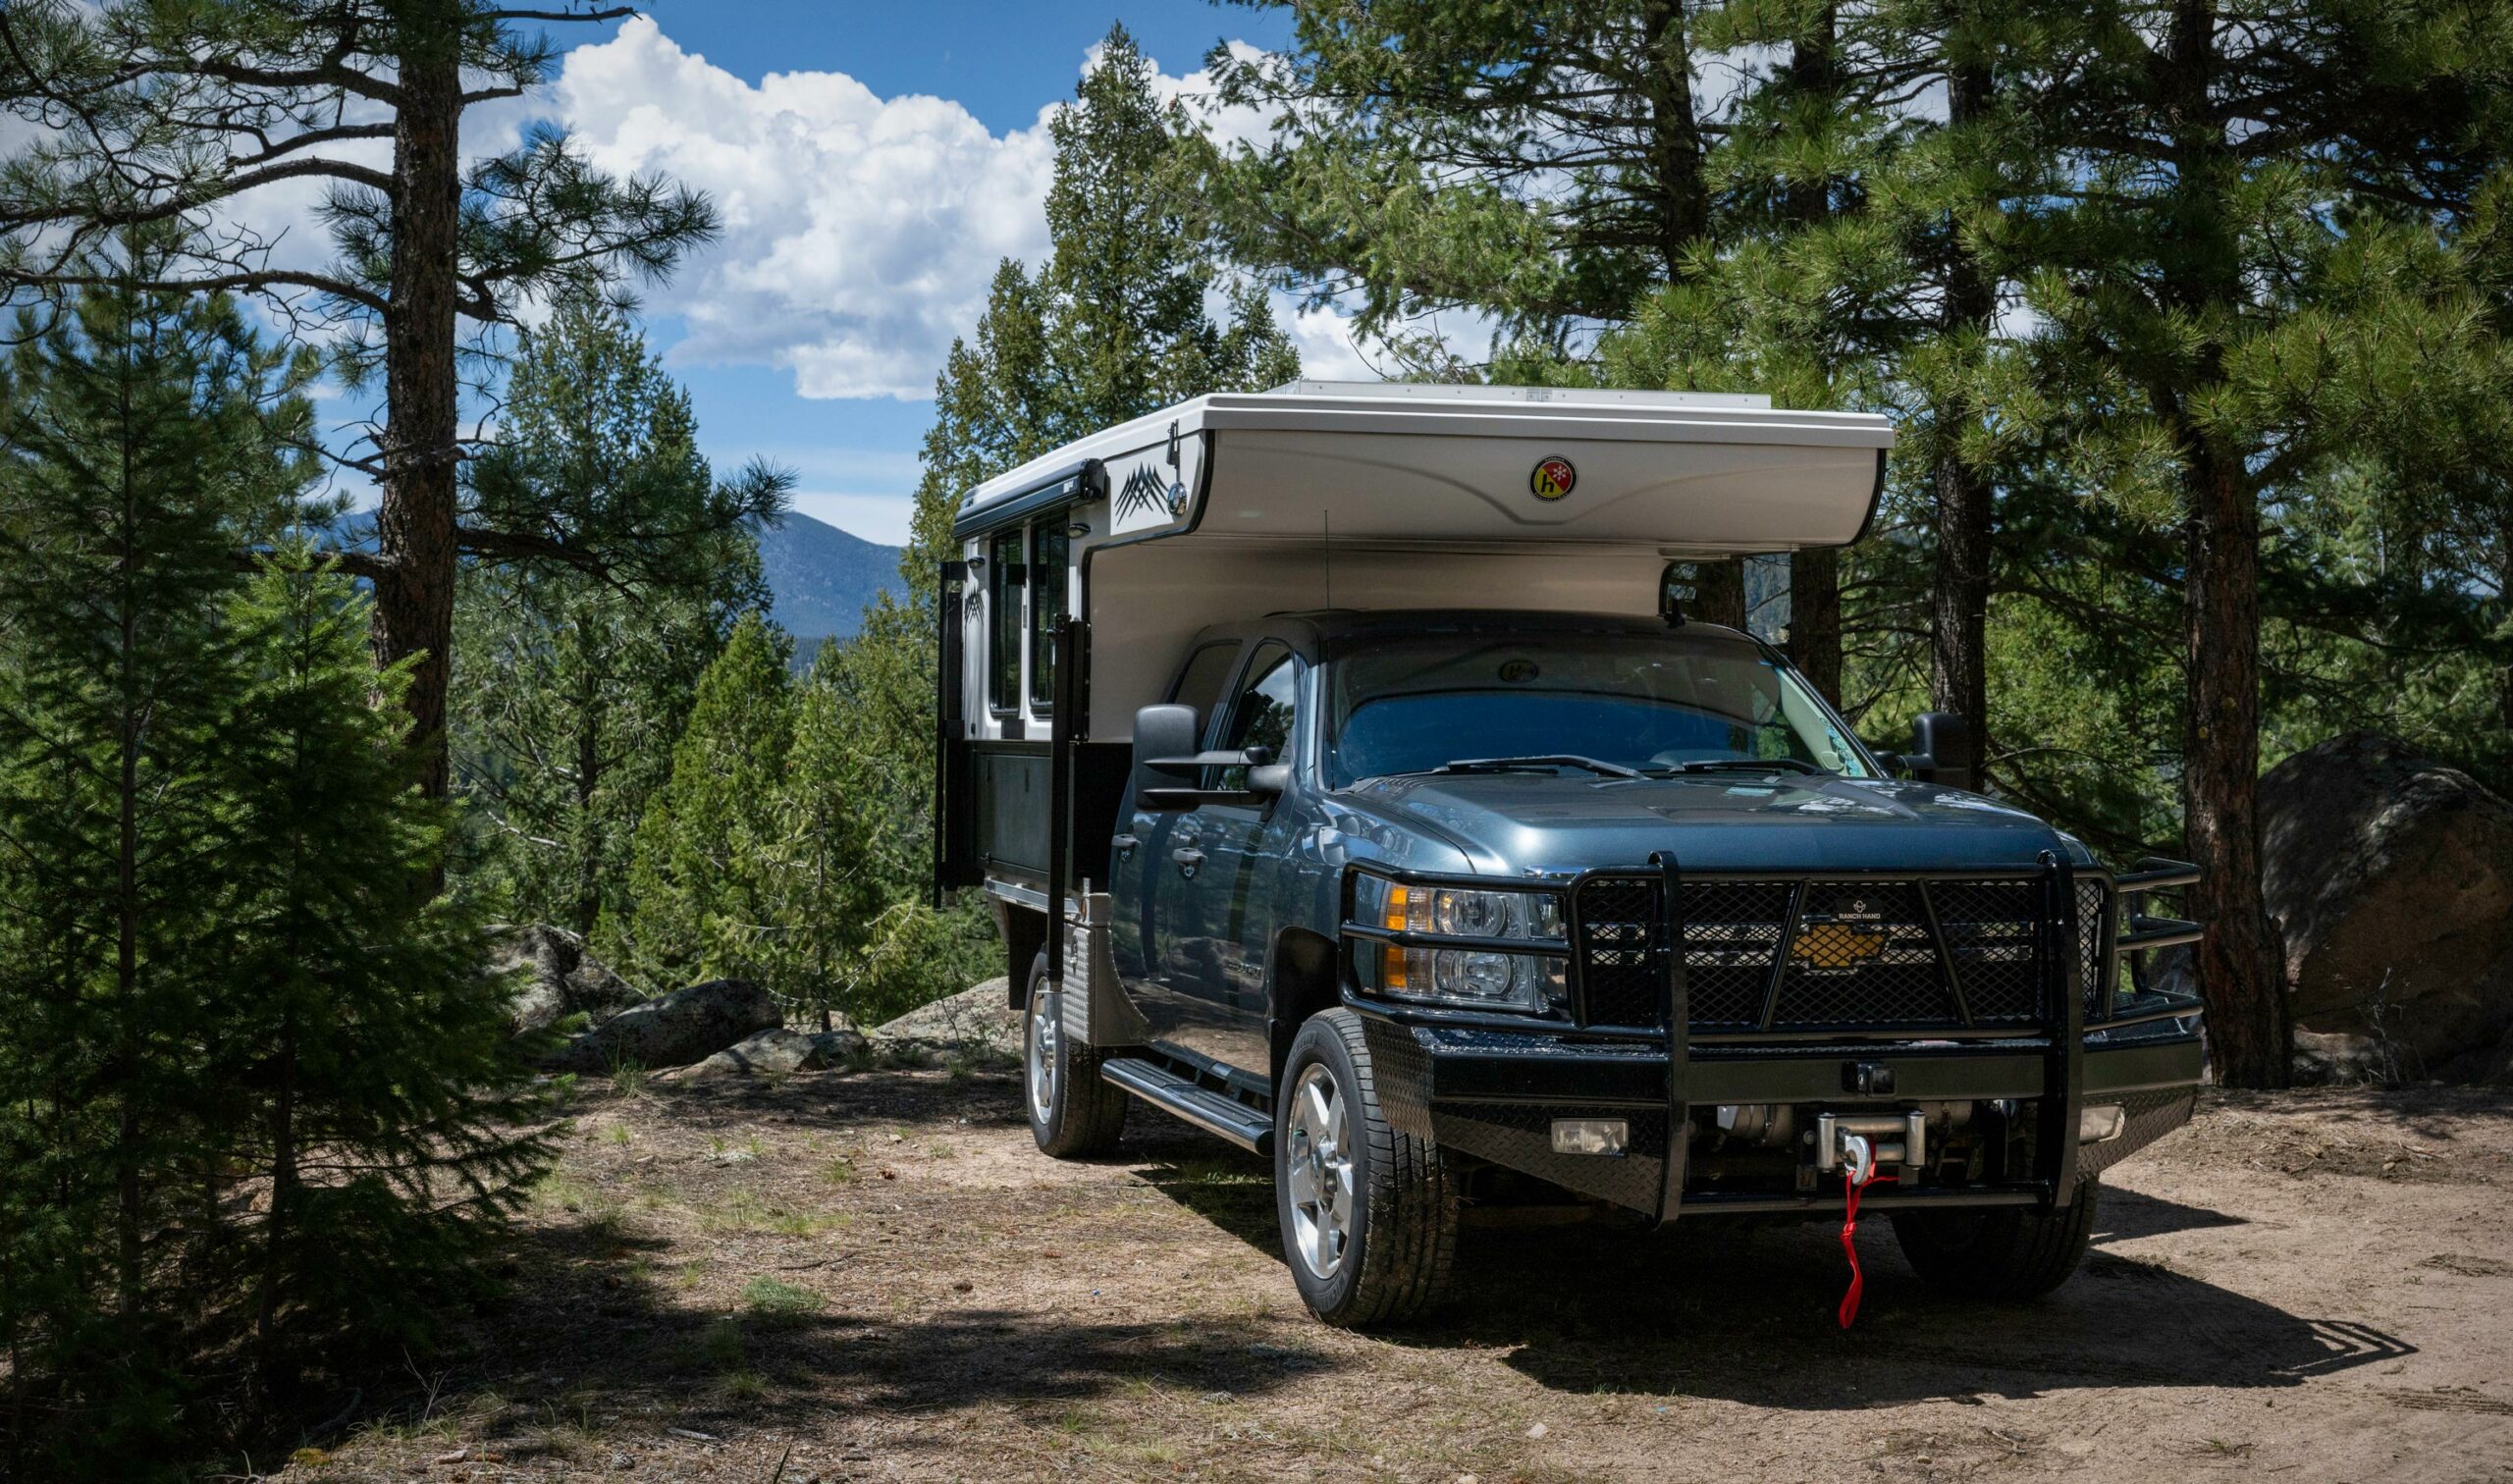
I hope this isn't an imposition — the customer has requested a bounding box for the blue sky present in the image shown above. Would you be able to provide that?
[512,1,1324,548]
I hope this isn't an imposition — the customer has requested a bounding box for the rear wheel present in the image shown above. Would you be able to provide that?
[1023,953,1127,1158]
[1892,1178,2100,1299]
[1275,1010,1457,1327]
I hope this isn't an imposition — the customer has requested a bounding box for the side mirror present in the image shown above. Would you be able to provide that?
[1132,705,1289,810]
[1132,704,1201,812]
[1904,711,1976,792]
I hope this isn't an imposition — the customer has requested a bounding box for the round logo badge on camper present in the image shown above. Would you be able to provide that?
[1529,455,1577,501]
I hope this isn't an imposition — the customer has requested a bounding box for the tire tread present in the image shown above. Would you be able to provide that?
[1026,956,1128,1158]
[1303,1009,1457,1327]
[1893,1179,2099,1300]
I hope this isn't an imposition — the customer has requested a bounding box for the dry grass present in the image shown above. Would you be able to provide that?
[289,1074,2513,1482]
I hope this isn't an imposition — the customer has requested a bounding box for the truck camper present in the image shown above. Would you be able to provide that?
[934,381,2205,1326]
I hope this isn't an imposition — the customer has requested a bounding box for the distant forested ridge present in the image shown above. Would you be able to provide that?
[756,512,905,650]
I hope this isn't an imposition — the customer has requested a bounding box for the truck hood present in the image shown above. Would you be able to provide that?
[1335,770,2081,876]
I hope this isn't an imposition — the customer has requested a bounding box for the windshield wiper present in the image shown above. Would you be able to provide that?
[1650,757,1830,776]
[1432,754,1642,780]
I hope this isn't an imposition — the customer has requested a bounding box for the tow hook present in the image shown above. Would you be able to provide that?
[1813,1110,1928,1175]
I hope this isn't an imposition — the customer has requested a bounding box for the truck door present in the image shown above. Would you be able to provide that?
[1153,642,1297,1074]
[1115,639,1242,1034]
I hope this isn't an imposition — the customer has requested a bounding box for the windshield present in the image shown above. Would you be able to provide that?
[1326,631,1873,788]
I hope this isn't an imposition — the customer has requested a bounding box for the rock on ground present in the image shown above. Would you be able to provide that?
[870,977,1020,1062]
[493,925,641,1035]
[2260,732,2513,1082]
[660,1024,871,1083]
[542,979,779,1074]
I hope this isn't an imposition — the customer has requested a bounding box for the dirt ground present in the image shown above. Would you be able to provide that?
[297,1060,2513,1484]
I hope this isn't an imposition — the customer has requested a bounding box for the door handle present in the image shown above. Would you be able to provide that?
[1170,847,1204,878]
[1112,833,1138,859]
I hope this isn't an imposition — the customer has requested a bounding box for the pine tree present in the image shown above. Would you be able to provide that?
[613,612,794,989]
[1985,0,2513,1085]
[0,255,307,1470]
[454,299,774,938]
[750,648,929,1028]
[215,548,552,1402]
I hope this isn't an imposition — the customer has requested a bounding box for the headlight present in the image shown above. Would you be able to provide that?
[1355,879,1568,1014]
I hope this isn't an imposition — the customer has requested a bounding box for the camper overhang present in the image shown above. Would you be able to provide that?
[950,381,1894,554]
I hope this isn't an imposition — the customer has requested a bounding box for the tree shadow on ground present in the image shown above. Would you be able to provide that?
[314,1073,1327,1469]
[344,1209,1332,1471]
[1137,1139,2412,1409]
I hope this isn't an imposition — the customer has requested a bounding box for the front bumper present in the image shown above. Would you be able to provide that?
[1341,854,2209,1221]
[1358,1007,2202,1220]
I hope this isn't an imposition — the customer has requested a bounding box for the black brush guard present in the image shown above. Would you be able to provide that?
[1339,855,2206,1223]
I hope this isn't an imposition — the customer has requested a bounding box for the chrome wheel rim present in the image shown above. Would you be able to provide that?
[1027,986,1058,1123]
[1284,1063,1356,1281]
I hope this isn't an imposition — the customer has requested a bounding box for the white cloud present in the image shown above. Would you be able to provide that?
[1286,303,1376,381]
[551,22,1390,404]
[552,19,1056,400]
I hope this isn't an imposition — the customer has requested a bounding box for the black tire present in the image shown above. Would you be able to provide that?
[1892,1178,2100,1300]
[1274,1009,1458,1328]
[1022,952,1127,1158]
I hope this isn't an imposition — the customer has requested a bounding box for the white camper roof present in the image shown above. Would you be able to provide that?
[952,381,1893,554]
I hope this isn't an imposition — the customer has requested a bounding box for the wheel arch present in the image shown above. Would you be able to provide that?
[1267,925,1342,1086]
[996,898,1048,1007]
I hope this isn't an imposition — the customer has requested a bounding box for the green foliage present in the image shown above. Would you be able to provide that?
[905,25,1301,583]
[0,260,547,1474]
[0,0,721,382]
[611,612,793,987]
[454,299,773,936]
[217,548,556,1388]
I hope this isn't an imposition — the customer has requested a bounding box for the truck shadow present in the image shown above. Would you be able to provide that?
[1137,1144,2414,1409]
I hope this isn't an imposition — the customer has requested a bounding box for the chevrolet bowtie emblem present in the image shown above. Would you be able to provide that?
[1791,922,1889,967]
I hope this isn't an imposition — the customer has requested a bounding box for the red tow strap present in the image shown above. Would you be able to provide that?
[1837,1170,1896,1329]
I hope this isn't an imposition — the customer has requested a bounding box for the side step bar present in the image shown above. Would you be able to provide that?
[1100,1058,1274,1155]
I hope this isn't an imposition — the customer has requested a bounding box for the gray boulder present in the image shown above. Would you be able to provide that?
[660,1024,870,1083]
[2259,732,2513,1082]
[493,925,641,1035]
[542,979,780,1074]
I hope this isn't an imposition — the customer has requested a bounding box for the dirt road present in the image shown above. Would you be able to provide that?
[314,1070,2513,1482]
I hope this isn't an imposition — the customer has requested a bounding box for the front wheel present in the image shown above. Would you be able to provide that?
[1892,1178,2100,1299]
[1023,953,1127,1158]
[1275,1010,1458,1327]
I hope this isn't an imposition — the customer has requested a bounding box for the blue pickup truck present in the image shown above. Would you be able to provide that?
[935,384,2206,1326]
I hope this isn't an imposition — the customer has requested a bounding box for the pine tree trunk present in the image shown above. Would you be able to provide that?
[1789,548,1843,700]
[1931,43,1996,755]
[1636,0,1708,281]
[1931,450,1992,736]
[2182,451,2288,1086]
[374,13,464,800]
[253,1018,297,1401]
[1782,11,1845,704]
[114,342,144,1310]
[1688,557,1747,628]
[2165,0,2286,1087]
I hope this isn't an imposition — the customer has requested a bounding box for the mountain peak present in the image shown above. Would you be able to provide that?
[756,511,905,646]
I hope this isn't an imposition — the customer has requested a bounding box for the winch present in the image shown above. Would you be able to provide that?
[1813,1110,1929,1176]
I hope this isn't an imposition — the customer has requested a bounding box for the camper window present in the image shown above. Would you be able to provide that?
[1029,524,1070,712]
[988,528,1024,716]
